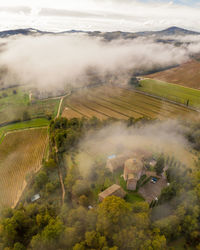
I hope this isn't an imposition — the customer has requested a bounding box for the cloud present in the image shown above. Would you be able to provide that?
[0,0,200,32]
[0,34,193,92]
[0,6,31,14]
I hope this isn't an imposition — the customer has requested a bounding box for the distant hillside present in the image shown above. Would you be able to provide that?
[146,59,200,90]
[155,26,200,36]
[0,26,199,40]
[0,28,53,38]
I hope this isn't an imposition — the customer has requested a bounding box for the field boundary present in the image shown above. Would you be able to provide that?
[0,124,48,145]
[122,85,200,113]
[143,77,200,93]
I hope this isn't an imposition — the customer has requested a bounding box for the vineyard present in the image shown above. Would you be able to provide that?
[0,128,48,207]
[62,85,196,120]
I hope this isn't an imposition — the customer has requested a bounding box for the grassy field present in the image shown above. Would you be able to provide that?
[0,118,50,143]
[0,86,60,125]
[147,59,200,90]
[0,128,48,207]
[138,78,200,108]
[61,85,196,120]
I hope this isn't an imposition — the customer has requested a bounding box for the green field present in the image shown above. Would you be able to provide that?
[0,118,50,143]
[138,79,200,108]
[0,86,60,125]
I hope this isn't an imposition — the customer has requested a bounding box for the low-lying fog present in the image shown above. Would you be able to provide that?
[0,33,200,92]
[77,120,195,178]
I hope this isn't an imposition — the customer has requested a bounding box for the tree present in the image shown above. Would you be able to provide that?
[79,195,89,207]
[64,165,80,195]
[34,171,48,190]
[2,92,8,98]
[113,226,148,250]
[44,159,57,171]
[97,196,132,236]
[159,182,177,203]
[129,76,140,87]
[155,156,165,175]
[13,242,26,250]
[132,201,149,213]
[60,227,78,249]
[153,215,181,240]
[72,180,90,198]
[41,218,64,242]
[85,231,108,249]
[22,111,31,121]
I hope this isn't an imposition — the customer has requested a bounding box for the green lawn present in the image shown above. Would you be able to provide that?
[0,86,60,125]
[0,118,50,143]
[138,79,200,108]
[0,87,29,109]
[114,171,144,203]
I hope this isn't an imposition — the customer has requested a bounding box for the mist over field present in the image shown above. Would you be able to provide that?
[0,33,199,92]
[77,119,194,177]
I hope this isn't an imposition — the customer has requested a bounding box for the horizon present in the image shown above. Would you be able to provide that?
[0,0,200,32]
[0,25,199,34]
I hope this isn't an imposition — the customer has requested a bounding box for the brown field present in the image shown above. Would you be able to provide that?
[61,85,196,120]
[146,59,200,90]
[62,107,83,119]
[0,128,48,207]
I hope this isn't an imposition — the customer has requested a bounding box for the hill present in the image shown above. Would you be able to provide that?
[146,59,200,90]
[0,26,199,40]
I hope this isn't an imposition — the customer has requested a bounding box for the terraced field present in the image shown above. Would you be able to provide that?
[0,128,48,207]
[62,85,196,120]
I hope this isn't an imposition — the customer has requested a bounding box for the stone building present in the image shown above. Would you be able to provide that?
[98,184,126,202]
[124,158,144,190]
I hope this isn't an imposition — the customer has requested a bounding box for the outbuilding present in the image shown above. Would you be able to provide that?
[98,184,126,202]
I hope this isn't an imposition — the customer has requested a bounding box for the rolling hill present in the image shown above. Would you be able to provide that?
[0,26,199,40]
[146,59,200,90]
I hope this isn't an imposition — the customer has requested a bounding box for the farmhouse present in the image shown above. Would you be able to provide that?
[124,158,144,190]
[98,184,126,202]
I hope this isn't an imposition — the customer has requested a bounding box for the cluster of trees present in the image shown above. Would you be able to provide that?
[0,117,200,249]
[154,153,200,247]
[0,197,167,250]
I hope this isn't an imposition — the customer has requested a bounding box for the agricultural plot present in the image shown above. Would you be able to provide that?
[146,59,200,90]
[61,85,196,120]
[138,78,200,109]
[0,128,48,207]
[0,86,60,125]
[62,107,83,119]
[0,118,49,143]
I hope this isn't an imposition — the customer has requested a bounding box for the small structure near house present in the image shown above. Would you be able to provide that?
[31,193,40,202]
[124,158,144,190]
[106,154,129,172]
[98,184,126,202]
[107,154,116,160]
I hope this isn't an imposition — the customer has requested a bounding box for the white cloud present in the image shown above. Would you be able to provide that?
[0,0,199,32]
[0,34,195,91]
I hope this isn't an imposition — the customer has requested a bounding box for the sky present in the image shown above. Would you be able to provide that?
[0,0,200,32]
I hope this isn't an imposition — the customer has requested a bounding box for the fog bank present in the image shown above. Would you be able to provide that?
[0,34,197,92]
